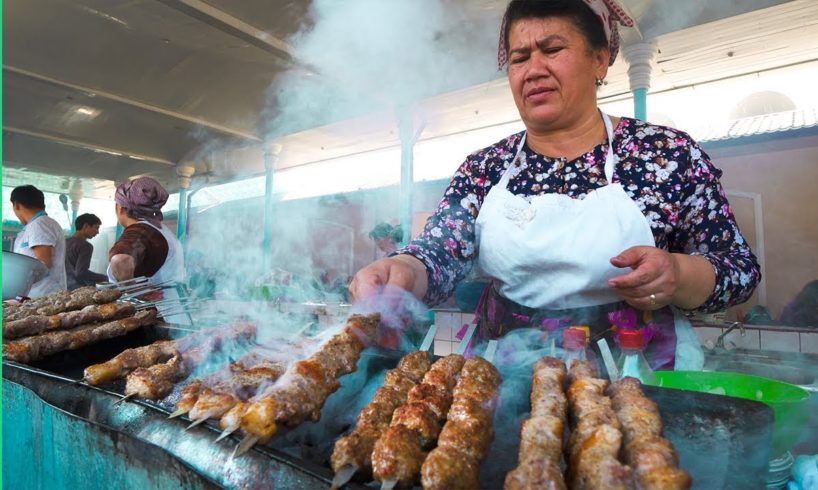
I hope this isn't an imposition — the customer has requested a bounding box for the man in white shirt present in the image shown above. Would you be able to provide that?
[11,185,67,297]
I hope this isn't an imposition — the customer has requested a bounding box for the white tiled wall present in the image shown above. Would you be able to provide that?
[760,330,801,353]
[720,329,761,350]
[433,310,477,356]
[694,326,722,347]
[801,332,818,354]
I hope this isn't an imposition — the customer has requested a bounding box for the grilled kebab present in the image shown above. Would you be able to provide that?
[504,356,568,490]
[370,354,464,487]
[238,313,380,446]
[420,356,502,490]
[609,377,691,489]
[331,351,432,482]
[3,310,158,364]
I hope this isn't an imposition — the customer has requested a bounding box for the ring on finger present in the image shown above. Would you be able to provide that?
[649,293,657,306]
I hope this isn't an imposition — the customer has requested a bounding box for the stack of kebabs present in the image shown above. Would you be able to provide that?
[232,313,382,452]
[331,350,433,486]
[505,358,690,490]
[83,322,257,401]
[330,353,502,490]
[3,287,159,363]
[3,286,121,321]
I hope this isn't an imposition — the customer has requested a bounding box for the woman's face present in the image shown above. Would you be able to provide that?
[507,16,609,133]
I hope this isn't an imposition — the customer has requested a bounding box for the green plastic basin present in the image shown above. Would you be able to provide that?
[654,370,811,458]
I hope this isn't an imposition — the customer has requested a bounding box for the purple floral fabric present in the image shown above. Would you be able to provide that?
[399,117,761,312]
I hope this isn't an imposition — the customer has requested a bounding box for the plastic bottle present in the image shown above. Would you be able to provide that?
[562,327,588,369]
[615,329,657,385]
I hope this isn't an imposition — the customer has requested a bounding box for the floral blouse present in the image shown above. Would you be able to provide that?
[399,117,761,312]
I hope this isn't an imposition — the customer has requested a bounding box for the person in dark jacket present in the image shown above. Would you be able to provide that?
[65,213,108,289]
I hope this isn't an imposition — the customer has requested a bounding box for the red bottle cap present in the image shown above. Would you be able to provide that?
[563,328,587,349]
[619,329,644,349]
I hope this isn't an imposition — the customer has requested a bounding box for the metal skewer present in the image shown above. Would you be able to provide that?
[113,393,135,406]
[168,408,188,419]
[331,465,357,490]
[185,418,208,431]
[214,428,237,443]
[232,435,260,459]
[381,478,398,490]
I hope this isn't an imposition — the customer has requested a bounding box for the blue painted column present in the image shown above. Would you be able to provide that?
[176,187,188,240]
[175,165,195,243]
[623,41,657,121]
[633,87,648,121]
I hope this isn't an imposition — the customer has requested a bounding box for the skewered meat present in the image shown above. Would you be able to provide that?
[219,402,250,434]
[504,458,565,490]
[390,402,441,445]
[84,340,178,385]
[185,361,287,422]
[505,357,568,490]
[189,387,240,421]
[3,310,158,364]
[331,351,431,478]
[396,350,434,383]
[420,444,481,490]
[420,357,501,490]
[125,354,187,399]
[406,383,451,420]
[171,349,289,422]
[609,377,691,490]
[564,360,630,490]
[371,425,426,487]
[84,322,257,385]
[4,301,143,340]
[175,380,203,415]
[239,314,380,445]
[372,354,465,487]
[3,287,122,322]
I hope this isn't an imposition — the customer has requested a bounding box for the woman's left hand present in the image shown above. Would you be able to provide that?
[608,246,680,311]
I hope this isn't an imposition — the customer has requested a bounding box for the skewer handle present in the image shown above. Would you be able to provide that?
[419,323,438,352]
[330,465,358,490]
[484,339,499,364]
[231,435,260,459]
[596,338,620,382]
[455,323,477,356]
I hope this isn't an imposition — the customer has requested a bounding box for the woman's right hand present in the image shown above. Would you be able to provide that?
[348,254,428,303]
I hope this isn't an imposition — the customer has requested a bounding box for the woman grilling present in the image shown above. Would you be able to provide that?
[349,0,761,370]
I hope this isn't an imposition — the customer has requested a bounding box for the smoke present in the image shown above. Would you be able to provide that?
[260,0,499,139]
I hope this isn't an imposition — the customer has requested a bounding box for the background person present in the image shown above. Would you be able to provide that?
[368,222,403,257]
[65,213,108,289]
[108,177,184,284]
[10,185,67,297]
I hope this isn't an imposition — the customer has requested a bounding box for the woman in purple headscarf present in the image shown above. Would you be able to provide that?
[107,177,185,285]
[350,0,761,371]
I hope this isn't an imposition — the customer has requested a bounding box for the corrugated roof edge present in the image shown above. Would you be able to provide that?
[699,108,818,144]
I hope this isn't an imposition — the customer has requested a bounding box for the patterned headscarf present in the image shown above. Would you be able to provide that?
[115,177,169,227]
[497,0,635,68]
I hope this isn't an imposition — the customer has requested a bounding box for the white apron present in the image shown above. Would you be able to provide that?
[475,112,702,370]
[108,221,190,325]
